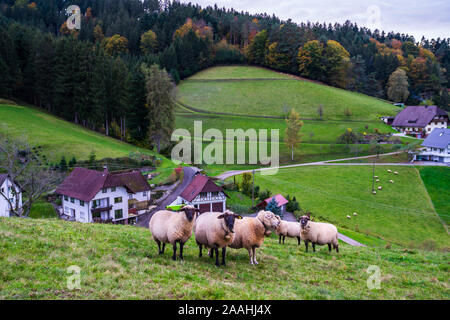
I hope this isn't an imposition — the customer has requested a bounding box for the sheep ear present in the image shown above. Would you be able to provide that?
[306,212,311,218]
[217,214,225,219]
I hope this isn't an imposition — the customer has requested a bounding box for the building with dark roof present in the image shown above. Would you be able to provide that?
[391,105,448,138]
[415,128,450,163]
[0,174,22,217]
[170,174,228,213]
[55,167,151,224]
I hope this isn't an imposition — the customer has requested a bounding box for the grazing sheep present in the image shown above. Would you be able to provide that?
[394,171,399,175]
[194,210,242,267]
[275,216,301,245]
[387,169,392,173]
[353,212,358,216]
[229,211,280,265]
[372,191,377,194]
[299,213,339,253]
[374,176,379,178]
[149,205,199,261]
[389,180,394,184]
[346,215,351,219]
[376,179,380,182]
[378,186,382,190]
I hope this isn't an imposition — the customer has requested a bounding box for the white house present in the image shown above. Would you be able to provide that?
[415,128,450,163]
[55,167,151,224]
[169,174,228,213]
[391,105,448,138]
[0,174,22,217]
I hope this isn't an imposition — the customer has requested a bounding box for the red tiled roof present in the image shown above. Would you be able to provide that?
[55,167,150,202]
[258,194,289,208]
[180,174,227,202]
[392,106,448,128]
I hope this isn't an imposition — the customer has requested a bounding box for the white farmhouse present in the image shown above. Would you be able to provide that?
[55,167,151,224]
[0,174,22,217]
[415,128,450,163]
[170,174,228,213]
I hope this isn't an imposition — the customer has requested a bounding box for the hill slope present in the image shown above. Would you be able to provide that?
[177,66,400,121]
[0,218,448,300]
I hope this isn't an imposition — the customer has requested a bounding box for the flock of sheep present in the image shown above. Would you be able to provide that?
[149,206,339,267]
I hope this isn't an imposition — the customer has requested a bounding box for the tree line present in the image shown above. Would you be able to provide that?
[0,0,449,152]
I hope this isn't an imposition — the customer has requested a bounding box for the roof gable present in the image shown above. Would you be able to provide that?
[422,128,450,149]
[180,175,227,202]
[258,194,289,207]
[104,171,151,193]
[0,174,8,186]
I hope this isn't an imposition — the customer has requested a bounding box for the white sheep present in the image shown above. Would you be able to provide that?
[378,186,382,190]
[194,210,242,266]
[394,171,399,175]
[229,211,280,265]
[346,215,351,219]
[387,169,392,173]
[376,179,380,182]
[372,191,377,194]
[149,205,199,261]
[275,217,301,245]
[299,213,339,253]
[389,180,394,184]
[353,212,358,216]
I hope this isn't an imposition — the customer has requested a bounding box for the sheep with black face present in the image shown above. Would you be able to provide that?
[149,205,200,261]
[299,213,339,253]
[194,210,242,267]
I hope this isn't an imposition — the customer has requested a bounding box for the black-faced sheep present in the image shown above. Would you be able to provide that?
[149,205,199,261]
[275,216,301,245]
[229,211,280,265]
[194,210,242,267]
[299,213,339,253]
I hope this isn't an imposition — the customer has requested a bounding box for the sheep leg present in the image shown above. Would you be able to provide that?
[172,242,177,261]
[209,248,214,259]
[179,242,184,260]
[328,243,332,253]
[312,243,316,252]
[162,243,166,254]
[297,237,301,245]
[199,244,203,257]
[279,235,282,244]
[335,245,339,253]
[283,236,286,244]
[156,239,162,254]
[305,241,309,252]
[214,247,220,267]
[221,247,226,266]
[252,246,258,265]
[248,248,253,265]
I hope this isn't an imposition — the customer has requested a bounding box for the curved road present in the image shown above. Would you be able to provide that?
[137,166,200,228]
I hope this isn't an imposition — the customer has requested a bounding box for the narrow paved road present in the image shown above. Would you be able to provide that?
[216,152,448,180]
[136,167,200,228]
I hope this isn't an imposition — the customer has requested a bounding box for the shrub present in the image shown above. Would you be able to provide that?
[266,197,282,217]
[258,189,272,202]
[229,204,251,215]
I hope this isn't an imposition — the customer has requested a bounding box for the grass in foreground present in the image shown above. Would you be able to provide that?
[231,166,449,249]
[0,218,448,299]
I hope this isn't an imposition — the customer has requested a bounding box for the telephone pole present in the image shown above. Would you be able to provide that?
[252,169,255,208]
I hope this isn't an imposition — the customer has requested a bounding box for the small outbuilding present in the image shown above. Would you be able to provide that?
[257,194,289,215]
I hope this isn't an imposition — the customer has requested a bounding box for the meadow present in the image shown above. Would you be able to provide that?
[0,217,448,300]
[231,165,450,249]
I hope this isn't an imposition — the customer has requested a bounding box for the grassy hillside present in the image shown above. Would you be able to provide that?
[1,217,448,300]
[418,166,450,225]
[0,104,176,181]
[177,66,400,121]
[231,166,450,249]
[189,65,292,80]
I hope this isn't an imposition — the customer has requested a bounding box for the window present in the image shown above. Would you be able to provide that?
[143,191,147,197]
[114,197,122,204]
[92,211,101,219]
[64,206,69,213]
[70,197,75,203]
[212,192,219,197]
[80,200,85,206]
[111,187,116,192]
[92,199,100,208]
[115,209,123,220]
[200,192,207,198]
[102,188,107,193]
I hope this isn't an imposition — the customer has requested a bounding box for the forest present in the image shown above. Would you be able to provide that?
[0,0,449,150]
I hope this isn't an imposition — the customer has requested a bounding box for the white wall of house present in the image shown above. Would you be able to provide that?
[0,178,22,217]
[62,186,151,223]
[424,118,448,134]
[416,144,450,163]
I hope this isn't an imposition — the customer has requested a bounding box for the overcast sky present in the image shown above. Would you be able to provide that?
[180,0,450,41]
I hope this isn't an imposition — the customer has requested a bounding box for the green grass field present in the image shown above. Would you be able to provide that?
[1,217,448,299]
[0,104,177,182]
[231,166,449,249]
[188,65,292,80]
[177,66,400,121]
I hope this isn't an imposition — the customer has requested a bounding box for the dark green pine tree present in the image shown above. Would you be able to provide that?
[266,197,281,217]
